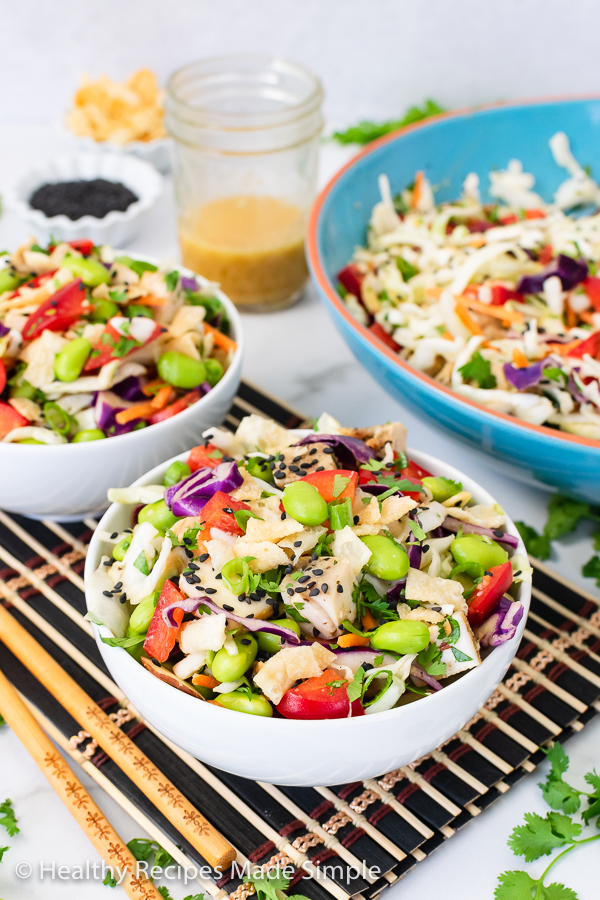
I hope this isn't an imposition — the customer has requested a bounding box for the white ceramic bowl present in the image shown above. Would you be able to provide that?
[64,130,172,174]
[0,262,243,521]
[6,152,163,247]
[85,444,530,786]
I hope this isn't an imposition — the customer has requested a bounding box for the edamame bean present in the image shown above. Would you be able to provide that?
[163,460,191,487]
[245,456,274,483]
[370,619,430,655]
[138,499,179,533]
[129,592,159,634]
[421,476,462,502]
[360,535,409,581]
[214,690,273,717]
[157,351,207,389]
[11,382,39,401]
[62,254,110,287]
[451,534,507,570]
[203,358,224,387]
[126,305,153,318]
[0,268,24,294]
[256,620,301,655]
[89,298,119,323]
[72,429,106,442]
[54,337,92,382]
[113,537,131,561]
[282,480,328,526]
[211,634,258,682]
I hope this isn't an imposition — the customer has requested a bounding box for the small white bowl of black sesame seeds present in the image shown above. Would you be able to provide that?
[6,151,163,247]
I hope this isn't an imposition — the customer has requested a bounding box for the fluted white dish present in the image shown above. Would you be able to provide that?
[65,132,172,174]
[0,258,242,521]
[6,152,163,246]
[85,444,529,785]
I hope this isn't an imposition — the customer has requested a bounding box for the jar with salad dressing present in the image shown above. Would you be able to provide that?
[166,55,324,312]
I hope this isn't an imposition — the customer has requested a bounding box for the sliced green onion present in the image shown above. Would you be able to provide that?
[43,401,72,436]
[221,557,252,595]
[328,497,353,530]
[362,670,394,707]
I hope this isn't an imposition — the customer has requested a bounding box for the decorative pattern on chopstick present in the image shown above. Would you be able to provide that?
[0,605,236,871]
[0,670,164,900]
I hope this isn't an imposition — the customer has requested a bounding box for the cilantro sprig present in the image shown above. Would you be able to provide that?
[331,99,445,146]
[495,742,600,899]
[458,351,497,389]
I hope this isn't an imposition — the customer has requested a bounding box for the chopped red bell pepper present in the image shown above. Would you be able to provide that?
[566,331,600,360]
[143,580,185,663]
[277,669,365,719]
[488,284,522,306]
[200,490,251,538]
[16,270,58,294]
[358,468,378,486]
[499,214,519,225]
[524,208,546,220]
[582,276,600,312]
[337,263,364,300]
[399,459,433,481]
[149,390,200,425]
[67,239,95,256]
[539,244,554,266]
[467,561,513,628]
[21,279,85,341]
[188,442,224,472]
[301,469,358,504]
[0,360,6,395]
[369,322,401,351]
[0,401,29,439]
[466,220,495,234]
[83,318,163,371]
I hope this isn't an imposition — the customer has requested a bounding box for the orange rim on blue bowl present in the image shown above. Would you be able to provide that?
[306,93,600,450]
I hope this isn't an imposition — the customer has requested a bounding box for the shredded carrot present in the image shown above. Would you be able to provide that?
[463,284,480,297]
[469,236,486,249]
[142,378,167,397]
[361,610,377,630]
[208,700,224,707]
[337,633,371,648]
[192,674,220,689]
[127,295,167,307]
[566,303,577,329]
[150,386,175,410]
[512,348,529,368]
[410,171,424,210]
[115,401,156,425]
[579,310,596,326]
[524,208,546,220]
[441,330,454,341]
[203,321,238,353]
[425,287,443,300]
[457,296,525,324]
[455,304,483,335]
[553,339,583,357]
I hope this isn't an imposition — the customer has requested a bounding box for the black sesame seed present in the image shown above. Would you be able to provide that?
[363,662,373,671]
[284,565,293,574]
[484,571,493,577]
[311,553,318,561]
[103,560,112,566]
[313,627,320,636]
[322,447,334,454]
[493,530,504,538]
[185,548,194,559]
[281,512,287,520]
[353,515,359,524]
[123,528,133,533]
[223,507,234,514]
[151,657,160,666]
[315,466,325,472]
[292,455,303,463]
[256,588,267,598]
[114,581,122,590]
[205,587,217,594]
[307,581,316,588]
[337,584,344,593]
[223,604,234,611]
[119,595,127,604]
[188,562,199,571]
[222,455,234,463]
[293,540,302,547]
[298,575,310,583]
[279,461,286,469]
[322,583,329,593]
[514,570,522,577]
[422,544,430,553]
[241,638,251,645]
[274,471,286,479]
[295,586,307,593]
[268,461,276,470]
[267,455,275,461]
[313,568,323,576]
[183,537,192,546]
[289,466,301,473]
[300,462,311,469]
[247,613,255,618]
[309,448,318,455]
[266,598,278,606]
[215,573,222,580]
[309,588,320,596]
[431,606,441,612]
[287,587,295,596]
[110,532,118,540]
[199,553,209,562]
[249,592,261,601]
[102,590,113,597]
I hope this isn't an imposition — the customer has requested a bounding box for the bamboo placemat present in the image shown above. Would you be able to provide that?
[0,378,599,900]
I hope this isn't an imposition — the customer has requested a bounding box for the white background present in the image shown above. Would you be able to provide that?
[1,2,600,898]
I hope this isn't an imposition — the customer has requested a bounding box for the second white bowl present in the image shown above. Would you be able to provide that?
[85,443,530,785]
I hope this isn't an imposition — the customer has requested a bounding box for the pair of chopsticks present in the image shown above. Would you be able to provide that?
[0,603,236,888]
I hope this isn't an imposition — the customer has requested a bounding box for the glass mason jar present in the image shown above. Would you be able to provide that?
[166,54,324,312]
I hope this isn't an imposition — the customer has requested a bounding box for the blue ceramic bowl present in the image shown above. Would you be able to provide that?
[307,97,600,503]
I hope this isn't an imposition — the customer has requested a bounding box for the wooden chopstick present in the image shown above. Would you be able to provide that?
[0,604,235,871]
[0,667,164,900]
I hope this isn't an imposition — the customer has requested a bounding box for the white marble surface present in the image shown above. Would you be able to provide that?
[0,124,598,899]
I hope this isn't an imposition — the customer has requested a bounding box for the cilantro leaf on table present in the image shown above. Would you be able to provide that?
[494,870,538,900]
[508,811,574,861]
[103,871,118,887]
[542,884,579,900]
[157,887,173,900]
[582,555,600,587]
[331,99,445,145]
[458,351,497,389]
[183,894,205,900]
[245,868,290,900]
[515,521,551,561]
[0,799,19,837]
[0,845,9,862]
[581,770,600,825]
[539,744,581,814]
[544,495,595,540]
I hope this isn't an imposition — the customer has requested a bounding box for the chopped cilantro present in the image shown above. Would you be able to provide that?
[0,799,19,837]
[101,634,146,650]
[108,288,127,304]
[458,351,497,389]
[233,509,263,533]
[332,474,351,498]
[331,99,445,146]
[245,868,291,900]
[450,647,472,663]
[417,643,446,678]
[582,554,600,587]
[133,551,150,575]
[407,520,426,541]
[164,270,179,292]
[283,602,310,624]
[115,256,158,278]
[396,257,419,281]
